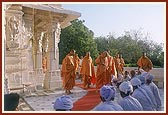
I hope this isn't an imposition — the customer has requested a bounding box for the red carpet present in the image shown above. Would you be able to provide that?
[72,83,101,111]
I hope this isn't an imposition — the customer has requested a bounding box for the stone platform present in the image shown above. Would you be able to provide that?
[17,80,165,112]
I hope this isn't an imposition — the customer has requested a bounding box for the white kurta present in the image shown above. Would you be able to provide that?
[132,87,154,111]
[148,82,162,110]
[93,101,123,111]
[119,95,143,111]
[141,84,157,110]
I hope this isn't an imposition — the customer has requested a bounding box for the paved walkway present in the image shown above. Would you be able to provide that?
[20,86,87,111]
[18,80,165,111]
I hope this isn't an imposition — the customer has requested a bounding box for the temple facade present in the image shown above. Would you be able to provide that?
[3,3,81,94]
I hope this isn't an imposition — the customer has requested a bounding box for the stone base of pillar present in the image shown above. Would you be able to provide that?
[49,80,62,90]
[44,70,62,90]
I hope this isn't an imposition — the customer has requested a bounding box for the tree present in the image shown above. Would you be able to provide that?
[94,29,164,67]
[58,19,98,64]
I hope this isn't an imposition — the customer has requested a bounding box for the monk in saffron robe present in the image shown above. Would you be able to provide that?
[137,52,153,72]
[61,50,76,94]
[114,53,124,75]
[119,54,125,73]
[73,54,80,73]
[80,52,95,88]
[105,51,117,85]
[95,51,108,89]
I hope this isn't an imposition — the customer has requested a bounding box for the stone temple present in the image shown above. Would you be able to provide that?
[3,3,81,94]
[3,3,165,112]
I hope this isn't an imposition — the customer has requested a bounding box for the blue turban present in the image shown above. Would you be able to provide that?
[100,85,116,101]
[53,95,73,110]
[130,77,141,87]
[139,72,149,84]
[146,74,154,81]
[119,81,133,94]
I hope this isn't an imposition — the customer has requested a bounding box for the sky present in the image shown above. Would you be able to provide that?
[62,3,165,44]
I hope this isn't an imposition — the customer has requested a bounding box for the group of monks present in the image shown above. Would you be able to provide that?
[60,49,127,94]
[60,49,161,111]
[42,48,153,95]
[95,51,125,89]
[61,49,153,94]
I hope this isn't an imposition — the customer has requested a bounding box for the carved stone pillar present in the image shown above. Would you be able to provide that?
[44,22,62,90]
[44,22,61,71]
[54,23,61,70]
[34,32,44,69]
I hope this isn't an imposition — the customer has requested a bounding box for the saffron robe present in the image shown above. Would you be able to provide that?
[137,56,153,72]
[61,54,75,91]
[95,55,108,89]
[80,55,95,88]
[106,56,117,84]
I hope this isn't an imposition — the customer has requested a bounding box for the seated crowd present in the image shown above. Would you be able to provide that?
[53,69,162,111]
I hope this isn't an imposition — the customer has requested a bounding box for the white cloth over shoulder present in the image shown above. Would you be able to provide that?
[140,84,157,110]
[131,77,155,111]
[119,81,143,111]
[147,74,162,110]
[94,101,123,111]
[148,82,162,110]
[118,96,143,111]
[94,85,123,111]
[132,87,155,111]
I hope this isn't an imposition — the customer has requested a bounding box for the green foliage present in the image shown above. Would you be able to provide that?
[125,64,138,67]
[58,19,98,64]
[95,30,164,67]
[58,19,164,67]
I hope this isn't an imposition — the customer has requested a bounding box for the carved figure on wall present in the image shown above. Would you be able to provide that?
[6,16,20,49]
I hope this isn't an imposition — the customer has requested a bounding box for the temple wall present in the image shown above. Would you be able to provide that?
[3,3,81,93]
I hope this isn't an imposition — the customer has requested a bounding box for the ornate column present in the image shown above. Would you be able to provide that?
[44,22,61,90]
[54,23,61,70]
[35,32,44,69]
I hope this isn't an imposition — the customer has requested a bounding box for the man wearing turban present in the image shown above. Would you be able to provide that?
[53,95,73,111]
[93,85,123,111]
[146,74,162,111]
[138,73,157,110]
[130,78,155,111]
[118,81,143,111]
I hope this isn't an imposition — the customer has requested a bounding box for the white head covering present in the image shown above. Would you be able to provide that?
[130,78,141,87]
[146,74,154,81]
[139,72,149,84]
[119,81,133,94]
[100,85,116,101]
[53,95,73,110]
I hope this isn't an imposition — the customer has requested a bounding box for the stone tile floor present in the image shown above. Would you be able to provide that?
[18,84,165,112]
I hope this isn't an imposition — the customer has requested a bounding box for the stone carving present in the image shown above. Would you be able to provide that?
[6,16,20,49]
[26,38,34,71]
[53,22,61,60]
[42,33,49,54]
[37,32,44,52]
[6,15,33,50]
[54,22,61,48]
